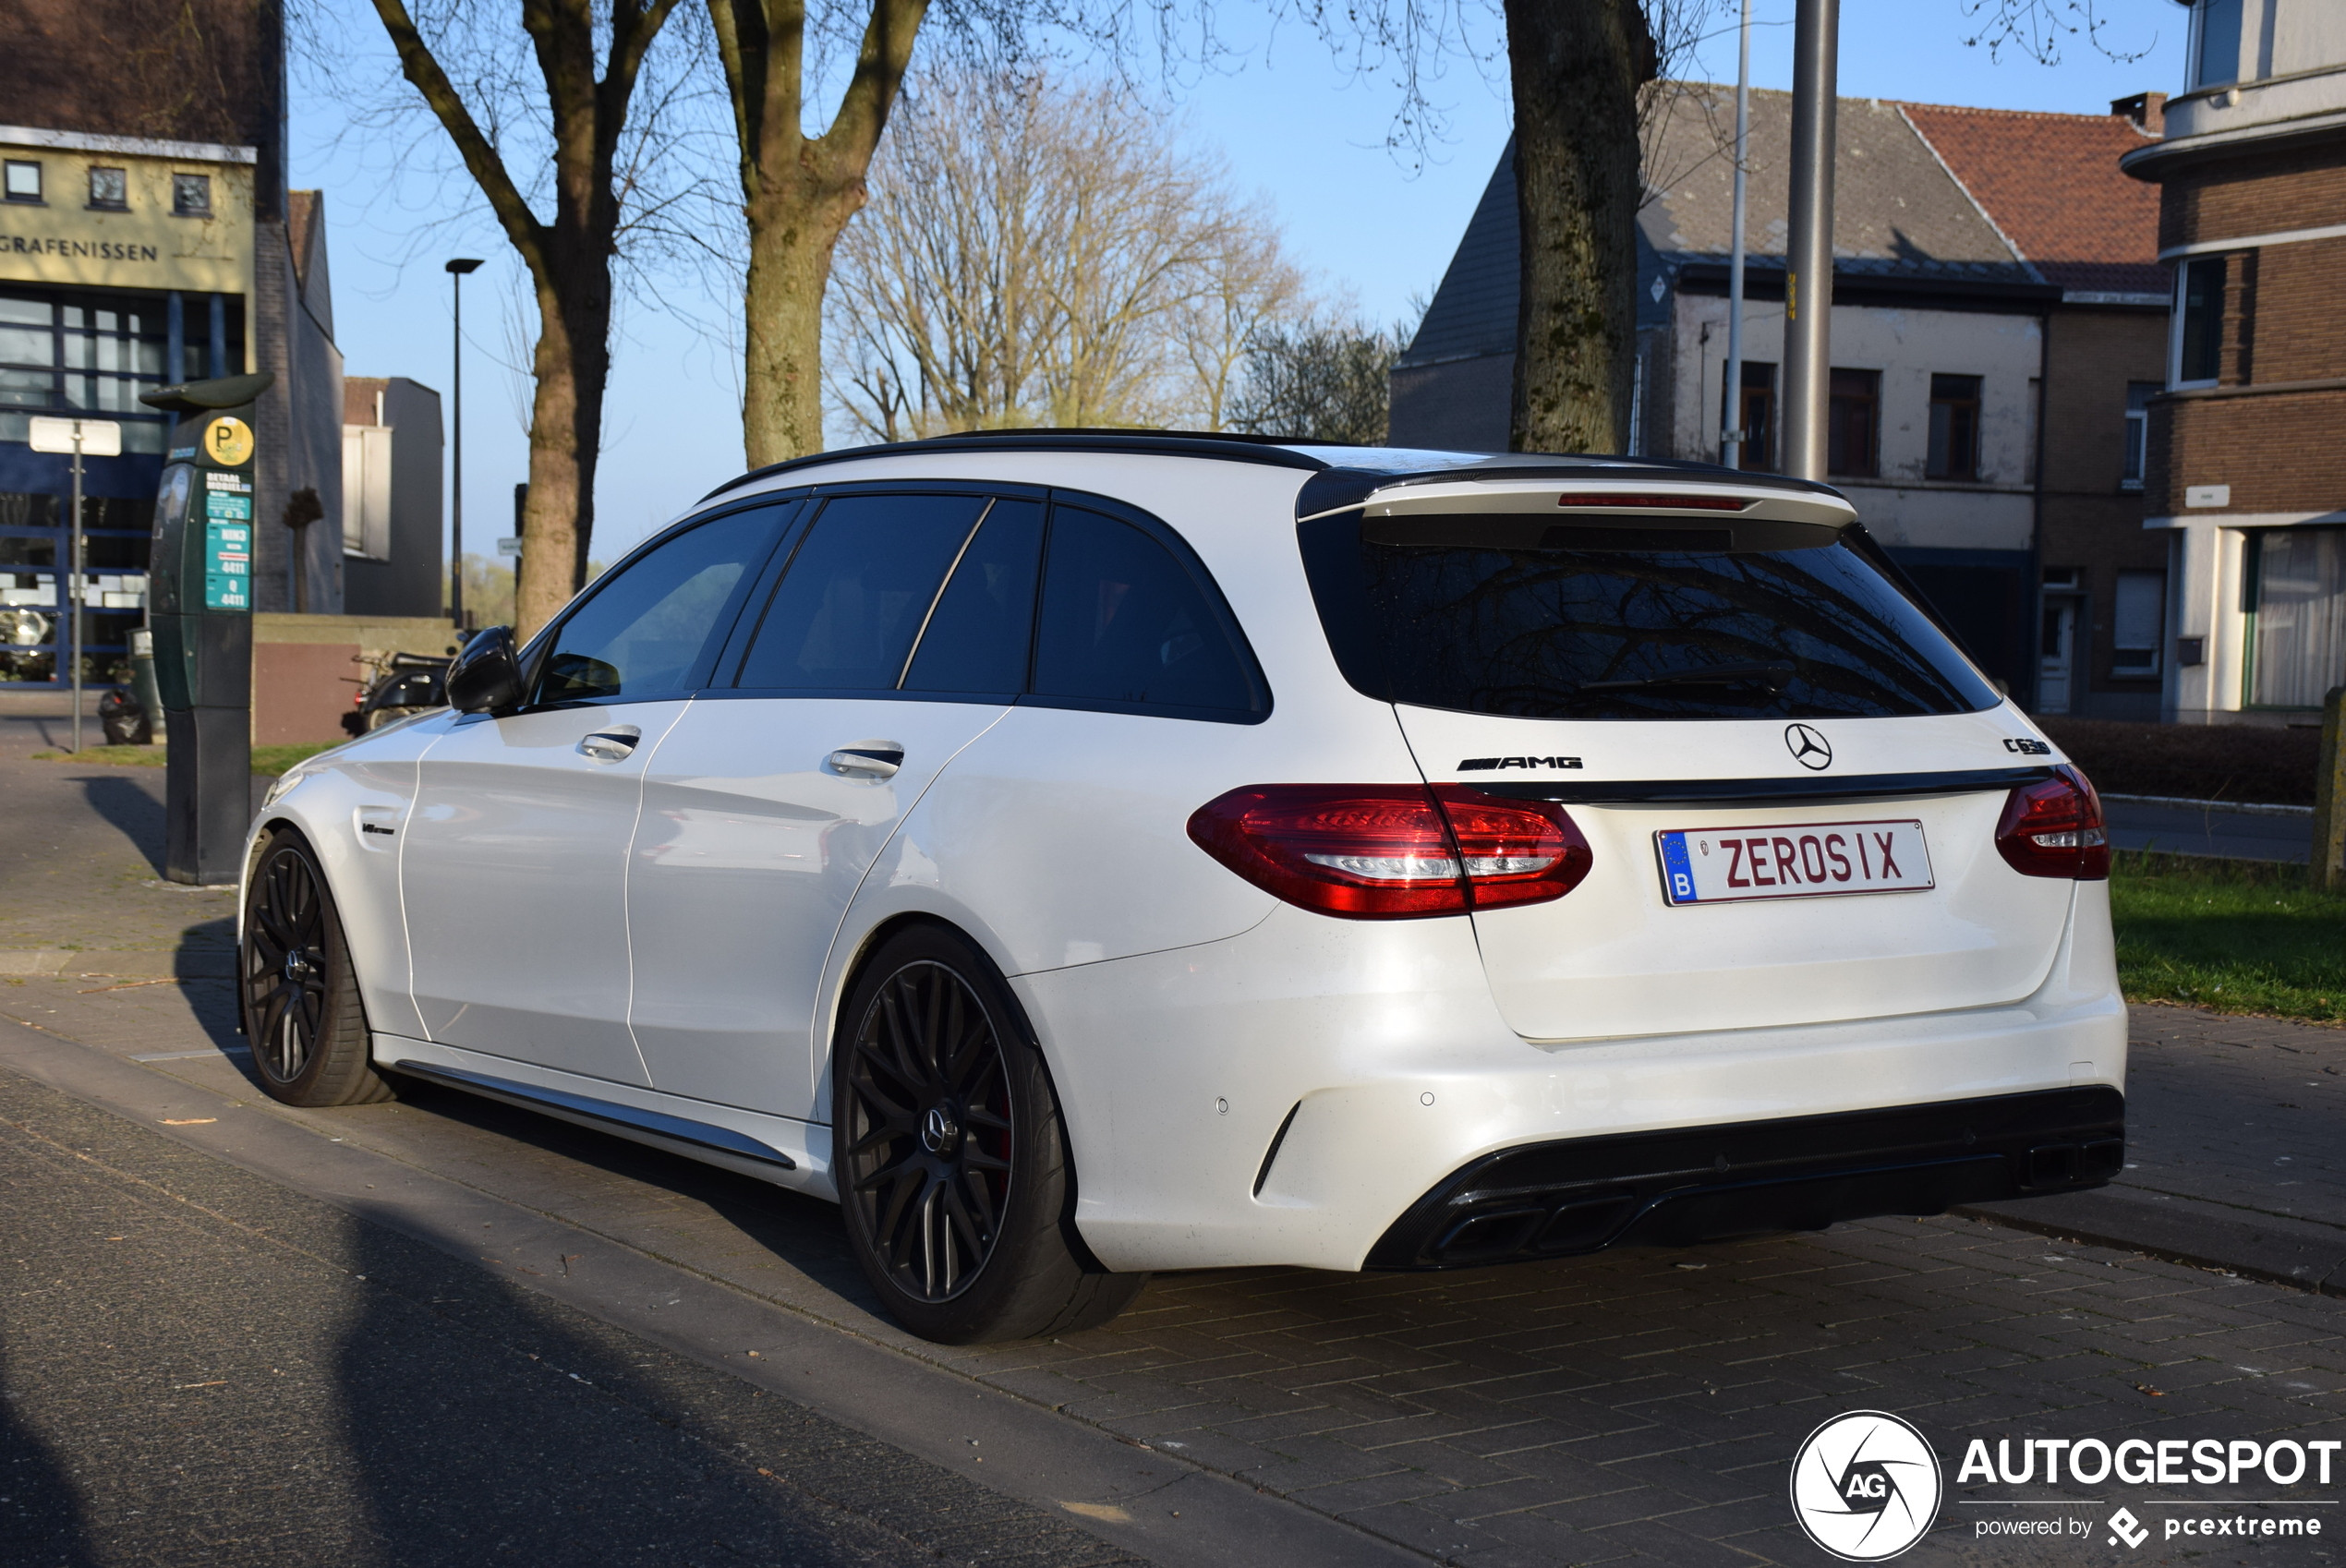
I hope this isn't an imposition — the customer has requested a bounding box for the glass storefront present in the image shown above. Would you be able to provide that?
[2244,526,2346,709]
[0,286,222,686]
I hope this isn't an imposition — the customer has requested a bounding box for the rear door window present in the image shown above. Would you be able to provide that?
[1300,513,1998,719]
[901,499,1044,694]
[733,492,987,690]
[1031,505,1264,718]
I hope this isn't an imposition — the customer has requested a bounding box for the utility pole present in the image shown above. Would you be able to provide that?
[1723,0,1752,471]
[29,416,121,751]
[1782,0,1840,481]
[446,258,484,629]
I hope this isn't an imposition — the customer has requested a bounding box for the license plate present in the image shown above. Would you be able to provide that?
[1655,819,1934,905]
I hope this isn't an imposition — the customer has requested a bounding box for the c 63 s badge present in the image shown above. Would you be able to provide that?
[1790,1410,1942,1561]
[1457,756,1582,772]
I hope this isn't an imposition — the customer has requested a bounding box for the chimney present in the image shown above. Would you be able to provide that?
[2110,91,2167,135]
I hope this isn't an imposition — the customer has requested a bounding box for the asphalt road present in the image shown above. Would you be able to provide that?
[2102,797,2316,863]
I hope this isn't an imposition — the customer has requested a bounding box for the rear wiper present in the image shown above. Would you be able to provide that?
[1574,661,1796,694]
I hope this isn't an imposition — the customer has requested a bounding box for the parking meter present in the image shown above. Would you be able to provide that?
[140,371,272,885]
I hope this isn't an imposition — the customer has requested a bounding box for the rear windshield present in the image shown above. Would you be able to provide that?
[1299,513,2000,720]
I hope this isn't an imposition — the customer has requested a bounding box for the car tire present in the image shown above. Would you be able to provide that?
[833,923,1146,1344]
[241,827,394,1108]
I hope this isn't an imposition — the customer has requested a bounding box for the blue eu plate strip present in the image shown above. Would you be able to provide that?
[1658,830,1699,904]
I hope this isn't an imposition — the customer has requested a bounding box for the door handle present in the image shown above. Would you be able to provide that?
[828,744,904,779]
[580,727,641,762]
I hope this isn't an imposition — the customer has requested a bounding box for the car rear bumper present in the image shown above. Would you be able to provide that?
[1021,885,2125,1275]
[1363,1085,2125,1270]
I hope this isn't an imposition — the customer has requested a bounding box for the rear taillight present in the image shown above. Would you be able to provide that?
[1187,784,1594,919]
[1994,765,2110,880]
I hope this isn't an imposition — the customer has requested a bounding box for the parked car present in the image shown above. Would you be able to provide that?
[339,647,456,737]
[238,432,2126,1344]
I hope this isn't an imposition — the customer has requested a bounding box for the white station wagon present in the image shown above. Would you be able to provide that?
[240,433,2127,1344]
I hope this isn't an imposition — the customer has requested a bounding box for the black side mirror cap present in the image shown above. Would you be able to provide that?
[444,625,527,714]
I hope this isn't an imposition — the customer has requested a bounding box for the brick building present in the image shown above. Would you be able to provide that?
[1900,101,2170,720]
[1,0,349,687]
[1393,86,2170,709]
[2123,0,2346,724]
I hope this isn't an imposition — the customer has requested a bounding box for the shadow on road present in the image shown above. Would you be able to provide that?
[69,774,166,875]
[328,1163,1019,1565]
[0,1340,100,1568]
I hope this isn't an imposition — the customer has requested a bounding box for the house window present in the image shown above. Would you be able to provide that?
[2112,571,2165,677]
[4,162,42,203]
[1828,368,1879,477]
[2244,528,2346,708]
[172,174,212,217]
[2122,382,2158,489]
[2173,258,2225,386]
[1926,373,1981,481]
[87,167,127,210]
[1725,360,1775,472]
[2190,0,2242,89]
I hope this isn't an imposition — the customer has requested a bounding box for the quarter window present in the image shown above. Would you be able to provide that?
[1926,374,1982,481]
[1032,506,1263,716]
[733,492,986,690]
[536,505,788,703]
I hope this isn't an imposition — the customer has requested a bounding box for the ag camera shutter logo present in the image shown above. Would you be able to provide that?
[1790,1410,1942,1561]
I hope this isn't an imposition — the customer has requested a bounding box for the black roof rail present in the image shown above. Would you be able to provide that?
[693,427,1852,516]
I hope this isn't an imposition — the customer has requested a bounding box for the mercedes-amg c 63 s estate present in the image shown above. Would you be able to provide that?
[239,432,2126,1344]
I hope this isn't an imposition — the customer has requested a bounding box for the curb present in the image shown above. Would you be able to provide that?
[1958,1184,2346,1297]
[2101,792,2315,818]
[0,948,236,979]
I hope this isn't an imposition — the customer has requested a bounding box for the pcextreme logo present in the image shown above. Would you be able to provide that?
[1790,1411,1943,1561]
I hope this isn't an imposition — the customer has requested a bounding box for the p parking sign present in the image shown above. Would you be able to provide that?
[201,415,254,467]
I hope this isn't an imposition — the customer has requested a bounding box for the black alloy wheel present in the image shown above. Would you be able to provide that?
[841,959,1015,1303]
[241,828,393,1107]
[833,924,1146,1344]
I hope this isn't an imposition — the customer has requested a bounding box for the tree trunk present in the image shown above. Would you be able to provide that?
[1503,0,1655,455]
[710,0,926,472]
[741,175,865,467]
[514,262,612,638]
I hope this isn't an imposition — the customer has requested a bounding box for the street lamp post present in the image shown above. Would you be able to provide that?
[1723,0,1752,471]
[1781,0,1840,481]
[445,259,484,630]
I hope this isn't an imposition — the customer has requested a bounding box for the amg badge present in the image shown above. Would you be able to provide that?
[1457,755,1583,772]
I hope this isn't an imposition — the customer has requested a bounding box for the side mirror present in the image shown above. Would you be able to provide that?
[444,625,527,714]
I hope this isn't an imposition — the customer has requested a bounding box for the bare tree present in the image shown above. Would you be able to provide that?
[825,72,1308,440]
[1227,316,1413,445]
[353,0,699,635]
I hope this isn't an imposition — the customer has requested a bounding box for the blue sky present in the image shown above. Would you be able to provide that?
[292,0,2188,564]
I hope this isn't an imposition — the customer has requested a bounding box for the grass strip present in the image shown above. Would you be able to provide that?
[31,742,338,775]
[2110,849,2346,1023]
